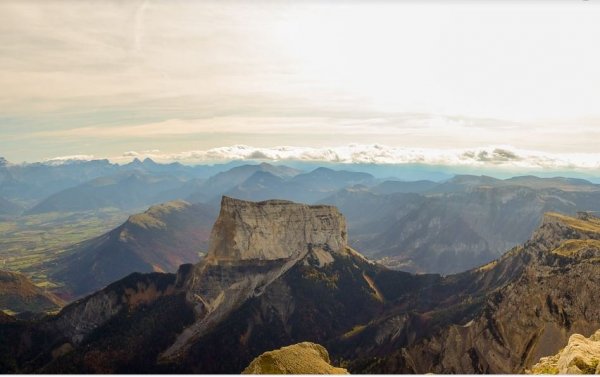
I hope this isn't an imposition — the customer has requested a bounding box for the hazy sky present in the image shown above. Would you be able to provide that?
[1,0,600,169]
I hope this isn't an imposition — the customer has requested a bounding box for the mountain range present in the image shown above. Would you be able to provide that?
[5,158,600,280]
[320,175,600,273]
[26,172,190,215]
[0,197,599,373]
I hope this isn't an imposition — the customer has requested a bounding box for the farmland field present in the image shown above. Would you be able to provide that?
[0,209,133,287]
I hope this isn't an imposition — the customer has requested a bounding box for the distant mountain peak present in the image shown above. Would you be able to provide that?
[126,200,192,230]
[312,166,334,173]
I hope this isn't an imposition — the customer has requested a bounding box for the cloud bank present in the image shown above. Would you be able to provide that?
[45,144,600,172]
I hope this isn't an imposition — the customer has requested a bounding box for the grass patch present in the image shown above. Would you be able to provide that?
[545,212,600,234]
[342,325,367,339]
[531,364,559,374]
[553,239,600,256]
[476,260,498,272]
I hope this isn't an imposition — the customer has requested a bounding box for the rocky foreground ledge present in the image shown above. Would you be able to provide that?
[530,330,600,374]
[243,342,348,374]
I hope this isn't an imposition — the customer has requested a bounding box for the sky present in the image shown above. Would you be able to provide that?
[1,0,600,172]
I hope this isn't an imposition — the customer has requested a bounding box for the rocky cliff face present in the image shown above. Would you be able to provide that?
[207,196,347,262]
[340,211,600,374]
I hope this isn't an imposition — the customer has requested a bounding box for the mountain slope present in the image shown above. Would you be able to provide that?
[288,167,375,200]
[371,180,438,195]
[49,201,217,297]
[0,196,21,216]
[323,184,600,274]
[336,212,600,373]
[0,270,64,314]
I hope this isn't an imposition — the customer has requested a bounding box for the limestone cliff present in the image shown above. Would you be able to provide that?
[530,330,600,374]
[242,342,348,374]
[207,196,347,262]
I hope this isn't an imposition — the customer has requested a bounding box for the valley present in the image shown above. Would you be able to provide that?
[0,209,131,287]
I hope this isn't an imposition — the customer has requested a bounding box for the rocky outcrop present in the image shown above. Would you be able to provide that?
[161,197,352,361]
[530,330,600,374]
[242,342,348,374]
[48,272,177,344]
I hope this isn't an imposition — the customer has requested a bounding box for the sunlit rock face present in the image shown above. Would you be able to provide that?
[242,342,349,374]
[530,330,600,374]
[207,196,347,262]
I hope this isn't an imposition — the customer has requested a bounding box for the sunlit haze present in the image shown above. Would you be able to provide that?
[1,0,600,173]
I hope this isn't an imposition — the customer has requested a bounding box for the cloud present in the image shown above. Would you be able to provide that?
[43,154,97,165]
[50,144,599,172]
[462,148,522,163]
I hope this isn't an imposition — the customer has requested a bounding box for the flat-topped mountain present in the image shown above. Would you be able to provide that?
[161,197,361,363]
[207,196,347,262]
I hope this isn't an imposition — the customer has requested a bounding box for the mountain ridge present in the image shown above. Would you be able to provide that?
[49,200,217,298]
